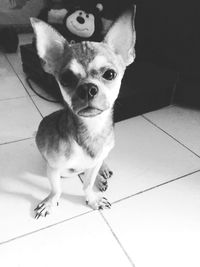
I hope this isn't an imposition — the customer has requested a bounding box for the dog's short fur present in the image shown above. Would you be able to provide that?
[31,7,136,218]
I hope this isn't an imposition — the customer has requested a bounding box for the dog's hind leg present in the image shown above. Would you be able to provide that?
[99,161,113,179]
[96,161,113,192]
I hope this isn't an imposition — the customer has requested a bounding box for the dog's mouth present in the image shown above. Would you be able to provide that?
[78,107,103,117]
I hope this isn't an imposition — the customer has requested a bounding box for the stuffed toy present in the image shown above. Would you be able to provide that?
[44,2,105,43]
[62,3,103,43]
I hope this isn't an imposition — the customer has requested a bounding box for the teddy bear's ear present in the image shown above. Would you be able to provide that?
[96,3,103,12]
[30,18,71,74]
[104,6,136,66]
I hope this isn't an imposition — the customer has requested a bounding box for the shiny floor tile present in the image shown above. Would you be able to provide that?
[145,105,200,155]
[103,172,200,267]
[102,116,200,203]
[0,212,133,267]
[0,97,41,144]
[0,139,89,243]
[0,54,28,100]
[32,95,63,117]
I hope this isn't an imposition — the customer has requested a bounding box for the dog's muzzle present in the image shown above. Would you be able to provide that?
[75,83,104,117]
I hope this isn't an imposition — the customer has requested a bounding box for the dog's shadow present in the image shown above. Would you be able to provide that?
[0,170,85,219]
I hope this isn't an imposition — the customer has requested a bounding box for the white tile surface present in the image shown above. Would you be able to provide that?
[103,116,200,203]
[0,54,28,100]
[103,172,200,267]
[0,139,89,243]
[0,212,133,267]
[32,95,63,117]
[0,97,41,143]
[144,105,200,155]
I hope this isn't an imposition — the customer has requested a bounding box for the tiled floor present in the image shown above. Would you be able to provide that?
[0,35,200,267]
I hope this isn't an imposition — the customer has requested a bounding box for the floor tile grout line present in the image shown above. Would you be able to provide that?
[5,54,44,118]
[99,211,135,267]
[77,169,200,214]
[4,54,31,98]
[142,114,200,159]
[28,95,44,118]
[98,172,200,267]
[0,169,199,248]
[0,95,29,102]
[112,169,200,206]
[0,210,94,246]
[0,136,35,146]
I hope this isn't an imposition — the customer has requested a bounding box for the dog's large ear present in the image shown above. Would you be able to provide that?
[30,18,71,74]
[104,6,136,66]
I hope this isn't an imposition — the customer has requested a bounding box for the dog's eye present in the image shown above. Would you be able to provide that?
[102,69,117,81]
[59,70,78,87]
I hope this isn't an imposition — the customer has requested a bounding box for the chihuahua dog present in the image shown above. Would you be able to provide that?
[31,7,136,218]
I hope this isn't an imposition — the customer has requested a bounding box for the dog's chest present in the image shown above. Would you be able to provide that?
[59,139,113,174]
[68,141,100,171]
[41,109,114,173]
[46,134,113,174]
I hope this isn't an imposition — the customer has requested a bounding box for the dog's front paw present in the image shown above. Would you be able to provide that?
[34,195,59,219]
[86,196,111,210]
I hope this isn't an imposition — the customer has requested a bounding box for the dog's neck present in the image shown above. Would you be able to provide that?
[76,109,114,158]
[59,106,114,158]
[78,109,113,135]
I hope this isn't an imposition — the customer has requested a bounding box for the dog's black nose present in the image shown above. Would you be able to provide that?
[77,16,85,24]
[77,83,98,100]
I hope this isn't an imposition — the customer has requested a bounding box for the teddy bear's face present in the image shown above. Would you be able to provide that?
[66,10,95,38]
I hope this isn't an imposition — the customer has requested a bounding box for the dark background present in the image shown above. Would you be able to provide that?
[102,0,200,119]
[101,0,200,73]
[134,0,200,108]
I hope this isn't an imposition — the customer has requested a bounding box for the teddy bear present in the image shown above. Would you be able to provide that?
[38,1,114,44]
[45,2,104,44]
[62,3,104,43]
